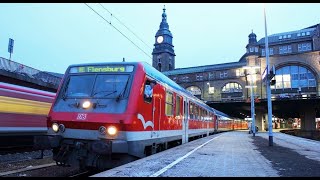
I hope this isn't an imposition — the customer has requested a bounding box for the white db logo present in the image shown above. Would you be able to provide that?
[77,113,87,120]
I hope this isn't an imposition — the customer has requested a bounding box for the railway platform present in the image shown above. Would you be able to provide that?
[92,130,320,177]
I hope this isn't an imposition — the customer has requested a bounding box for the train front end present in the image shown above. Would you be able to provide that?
[46,63,136,170]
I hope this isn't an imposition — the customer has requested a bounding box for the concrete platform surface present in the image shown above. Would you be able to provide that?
[92,131,320,177]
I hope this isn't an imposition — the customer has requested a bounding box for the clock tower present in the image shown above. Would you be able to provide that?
[152,5,176,72]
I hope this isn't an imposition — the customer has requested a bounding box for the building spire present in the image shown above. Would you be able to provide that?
[162,5,167,22]
[248,30,257,44]
[152,5,175,71]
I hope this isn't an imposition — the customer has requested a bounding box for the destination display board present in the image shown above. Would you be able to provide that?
[69,65,134,73]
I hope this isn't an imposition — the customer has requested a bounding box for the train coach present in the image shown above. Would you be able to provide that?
[40,61,246,170]
[215,109,248,131]
[0,82,56,149]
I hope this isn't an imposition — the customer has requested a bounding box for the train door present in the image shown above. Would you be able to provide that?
[151,86,161,138]
[213,113,218,132]
[215,115,219,131]
[182,98,189,144]
[143,79,160,138]
[206,110,209,136]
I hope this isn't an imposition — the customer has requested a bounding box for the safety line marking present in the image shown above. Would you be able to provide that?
[150,134,222,177]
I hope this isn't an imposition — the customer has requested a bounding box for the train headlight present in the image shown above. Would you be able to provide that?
[52,123,59,133]
[107,126,117,136]
[82,101,91,109]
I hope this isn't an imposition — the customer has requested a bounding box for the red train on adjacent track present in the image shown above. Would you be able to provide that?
[39,62,247,170]
[0,82,55,149]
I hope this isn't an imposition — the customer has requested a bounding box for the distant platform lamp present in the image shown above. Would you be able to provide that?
[207,82,214,100]
[244,66,259,137]
[8,38,14,60]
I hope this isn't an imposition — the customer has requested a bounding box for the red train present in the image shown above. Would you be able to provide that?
[41,62,247,170]
[0,82,56,148]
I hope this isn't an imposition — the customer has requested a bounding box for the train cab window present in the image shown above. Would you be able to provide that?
[144,79,156,103]
[64,75,95,98]
[93,75,129,98]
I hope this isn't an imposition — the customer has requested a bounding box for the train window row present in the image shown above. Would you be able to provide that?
[167,90,213,121]
[143,78,214,122]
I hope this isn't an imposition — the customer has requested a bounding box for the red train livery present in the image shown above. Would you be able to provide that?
[41,62,247,170]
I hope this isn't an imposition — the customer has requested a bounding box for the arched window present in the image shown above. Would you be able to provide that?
[222,82,243,93]
[186,86,202,99]
[158,63,162,72]
[169,63,172,70]
[221,82,243,100]
[186,86,201,95]
[272,65,316,90]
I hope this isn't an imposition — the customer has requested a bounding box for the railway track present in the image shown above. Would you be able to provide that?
[0,162,95,177]
[0,163,56,176]
[0,146,35,155]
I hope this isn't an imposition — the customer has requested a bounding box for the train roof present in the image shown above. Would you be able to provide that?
[215,109,230,117]
[140,62,213,109]
[66,61,223,113]
[67,61,195,98]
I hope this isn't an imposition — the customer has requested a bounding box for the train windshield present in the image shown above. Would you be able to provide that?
[63,74,130,99]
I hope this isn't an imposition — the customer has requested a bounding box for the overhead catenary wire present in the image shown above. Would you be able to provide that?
[98,3,153,51]
[84,3,152,60]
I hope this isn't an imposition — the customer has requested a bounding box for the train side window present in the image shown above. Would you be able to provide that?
[194,105,199,120]
[201,109,204,120]
[175,95,181,118]
[144,79,156,103]
[165,91,173,116]
[189,102,194,119]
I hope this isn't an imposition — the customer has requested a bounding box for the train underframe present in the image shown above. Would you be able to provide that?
[47,130,219,171]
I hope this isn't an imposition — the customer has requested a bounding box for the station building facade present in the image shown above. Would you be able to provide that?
[152,7,320,104]
[152,7,320,131]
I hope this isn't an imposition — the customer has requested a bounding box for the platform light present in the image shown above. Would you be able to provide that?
[264,4,274,146]
[8,38,14,60]
[243,66,259,137]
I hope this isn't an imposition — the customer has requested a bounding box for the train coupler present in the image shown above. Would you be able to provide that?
[54,144,71,166]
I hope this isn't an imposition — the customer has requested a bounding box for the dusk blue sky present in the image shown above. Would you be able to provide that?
[0,3,319,74]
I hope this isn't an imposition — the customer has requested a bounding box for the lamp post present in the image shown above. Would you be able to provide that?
[207,82,214,101]
[264,4,273,146]
[244,66,259,137]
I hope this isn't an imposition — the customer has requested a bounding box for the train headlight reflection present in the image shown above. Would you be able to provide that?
[52,123,59,133]
[82,101,91,109]
[107,126,117,136]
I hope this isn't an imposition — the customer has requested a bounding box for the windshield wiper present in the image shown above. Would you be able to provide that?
[93,90,117,97]
[116,77,130,102]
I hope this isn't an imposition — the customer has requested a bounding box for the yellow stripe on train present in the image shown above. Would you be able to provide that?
[0,96,52,115]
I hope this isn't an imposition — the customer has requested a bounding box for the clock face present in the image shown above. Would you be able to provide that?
[157,36,164,43]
